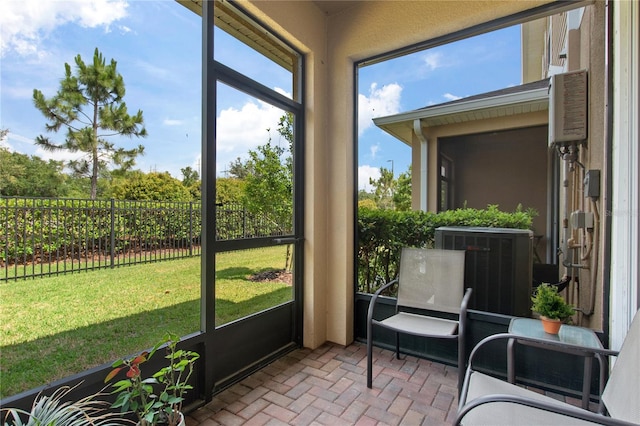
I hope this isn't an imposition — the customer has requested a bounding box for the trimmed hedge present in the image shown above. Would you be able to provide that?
[357,205,534,293]
[1,198,290,266]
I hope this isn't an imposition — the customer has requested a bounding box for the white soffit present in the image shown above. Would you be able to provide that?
[373,83,549,144]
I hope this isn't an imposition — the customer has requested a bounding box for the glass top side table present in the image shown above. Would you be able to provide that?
[507,317,604,410]
[509,317,603,348]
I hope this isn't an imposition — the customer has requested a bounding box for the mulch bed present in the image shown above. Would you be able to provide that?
[248,269,293,285]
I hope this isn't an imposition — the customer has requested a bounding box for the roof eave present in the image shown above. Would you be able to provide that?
[373,86,550,128]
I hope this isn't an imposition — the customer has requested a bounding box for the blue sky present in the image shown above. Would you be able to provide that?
[1,0,522,191]
[1,1,203,179]
[357,25,522,190]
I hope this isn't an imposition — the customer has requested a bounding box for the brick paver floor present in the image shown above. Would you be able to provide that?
[184,342,460,426]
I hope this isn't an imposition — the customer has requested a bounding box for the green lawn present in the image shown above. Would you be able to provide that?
[0,246,291,399]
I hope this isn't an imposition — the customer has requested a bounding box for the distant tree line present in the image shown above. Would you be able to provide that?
[358,165,412,211]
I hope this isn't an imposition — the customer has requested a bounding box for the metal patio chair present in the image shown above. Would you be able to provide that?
[455,309,640,425]
[366,248,472,394]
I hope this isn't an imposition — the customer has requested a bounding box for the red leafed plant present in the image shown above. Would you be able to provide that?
[104,333,199,426]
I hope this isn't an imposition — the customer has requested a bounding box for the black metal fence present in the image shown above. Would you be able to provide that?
[1,197,289,281]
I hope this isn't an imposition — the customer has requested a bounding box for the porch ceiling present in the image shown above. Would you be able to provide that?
[373,79,550,145]
[312,0,360,16]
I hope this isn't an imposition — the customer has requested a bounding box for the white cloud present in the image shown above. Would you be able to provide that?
[5,133,84,164]
[4,132,34,151]
[358,83,402,135]
[0,135,11,150]
[423,51,443,71]
[1,85,34,100]
[358,165,381,192]
[118,25,133,35]
[443,93,462,101]
[370,143,380,159]
[0,0,129,58]
[216,99,286,169]
[192,155,202,177]
[33,145,85,164]
[273,87,291,98]
[163,118,184,126]
[135,59,171,81]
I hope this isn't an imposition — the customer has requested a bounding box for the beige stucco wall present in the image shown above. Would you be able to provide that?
[235,0,330,349]
[565,3,606,330]
[440,126,549,256]
[522,18,547,83]
[242,0,556,348]
[415,110,549,211]
[521,3,606,330]
[409,111,551,261]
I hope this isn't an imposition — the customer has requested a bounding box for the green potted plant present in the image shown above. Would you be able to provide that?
[1,385,127,426]
[104,333,199,426]
[531,283,576,334]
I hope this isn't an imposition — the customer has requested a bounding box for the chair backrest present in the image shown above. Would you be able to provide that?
[601,309,640,423]
[397,248,465,314]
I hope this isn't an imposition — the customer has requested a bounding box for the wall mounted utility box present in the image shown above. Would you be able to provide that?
[584,169,600,198]
[435,227,533,317]
[549,69,588,146]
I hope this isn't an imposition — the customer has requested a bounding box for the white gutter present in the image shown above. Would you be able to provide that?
[413,119,428,212]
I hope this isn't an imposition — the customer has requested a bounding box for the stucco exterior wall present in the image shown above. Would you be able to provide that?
[415,110,549,211]
[549,13,568,71]
[236,0,331,349]
[548,3,606,330]
[440,126,549,250]
[575,2,606,329]
[522,18,547,83]
[243,0,556,347]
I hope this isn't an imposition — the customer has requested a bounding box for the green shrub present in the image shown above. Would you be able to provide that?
[357,205,534,293]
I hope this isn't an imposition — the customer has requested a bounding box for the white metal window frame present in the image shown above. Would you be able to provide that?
[610,0,640,350]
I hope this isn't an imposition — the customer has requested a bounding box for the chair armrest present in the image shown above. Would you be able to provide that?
[366,279,398,324]
[466,333,619,370]
[455,393,638,426]
[458,332,620,412]
[460,288,472,314]
[458,288,473,330]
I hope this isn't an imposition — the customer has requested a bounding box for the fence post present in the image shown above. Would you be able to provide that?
[189,201,193,257]
[110,198,115,268]
[243,206,247,238]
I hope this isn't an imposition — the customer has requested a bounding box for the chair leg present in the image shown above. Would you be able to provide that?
[395,332,401,360]
[367,321,373,388]
[457,336,464,397]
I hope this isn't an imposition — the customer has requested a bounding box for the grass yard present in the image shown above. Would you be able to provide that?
[0,246,291,399]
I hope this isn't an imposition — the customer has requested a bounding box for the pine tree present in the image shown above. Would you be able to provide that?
[33,48,147,199]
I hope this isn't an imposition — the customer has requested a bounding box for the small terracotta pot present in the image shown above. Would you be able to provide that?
[540,316,562,334]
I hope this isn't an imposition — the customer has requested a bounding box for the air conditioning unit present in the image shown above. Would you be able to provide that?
[435,227,533,317]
